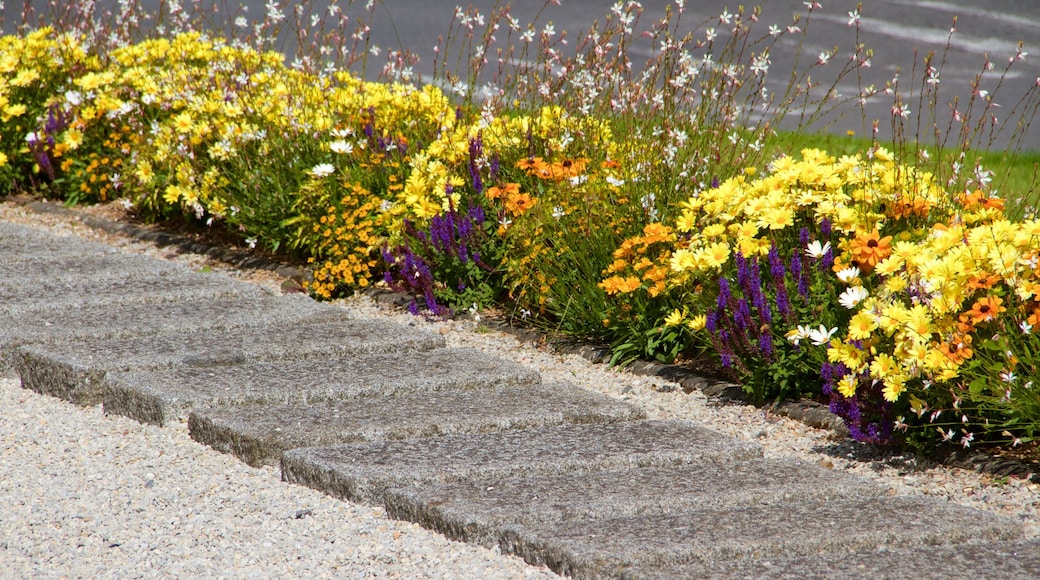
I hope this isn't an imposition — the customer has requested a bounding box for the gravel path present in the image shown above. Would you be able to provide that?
[1,200,1038,577]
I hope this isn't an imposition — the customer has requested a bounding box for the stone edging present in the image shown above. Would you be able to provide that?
[19,198,1039,483]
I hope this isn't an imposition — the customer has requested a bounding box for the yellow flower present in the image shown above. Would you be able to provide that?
[837,374,858,397]
[163,184,183,205]
[687,314,707,331]
[756,205,796,230]
[882,375,907,403]
[848,311,878,340]
[869,353,899,381]
[701,241,730,269]
[664,309,686,327]
[902,304,933,343]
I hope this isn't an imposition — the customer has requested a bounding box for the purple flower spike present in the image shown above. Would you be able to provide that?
[717,278,732,310]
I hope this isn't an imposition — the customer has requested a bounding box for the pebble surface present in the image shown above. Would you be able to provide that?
[1,200,1038,577]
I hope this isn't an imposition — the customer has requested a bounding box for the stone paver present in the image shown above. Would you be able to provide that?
[383,460,885,547]
[1,264,259,309]
[189,382,646,466]
[281,420,763,505]
[15,318,445,407]
[620,539,1040,580]
[503,497,1021,579]
[103,347,541,425]
[0,292,347,376]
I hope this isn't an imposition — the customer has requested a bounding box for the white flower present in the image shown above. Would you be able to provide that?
[807,325,838,346]
[605,176,625,187]
[835,266,860,283]
[330,140,354,154]
[245,237,257,249]
[785,325,812,346]
[309,163,335,177]
[804,240,831,259]
[839,286,870,309]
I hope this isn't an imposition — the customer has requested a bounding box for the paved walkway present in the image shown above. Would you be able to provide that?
[2,218,1039,579]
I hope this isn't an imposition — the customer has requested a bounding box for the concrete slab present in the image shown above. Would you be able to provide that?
[620,539,1040,579]
[15,318,445,407]
[383,460,885,547]
[280,420,762,505]
[0,293,346,378]
[505,496,1023,579]
[189,382,646,467]
[103,347,542,425]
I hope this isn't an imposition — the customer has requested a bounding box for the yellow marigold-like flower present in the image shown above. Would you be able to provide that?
[848,228,893,274]
[600,275,641,295]
[641,223,675,244]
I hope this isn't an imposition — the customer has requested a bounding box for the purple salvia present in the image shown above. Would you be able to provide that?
[758,332,773,358]
[820,217,832,239]
[822,246,834,270]
[706,311,719,333]
[799,227,810,248]
[768,244,785,282]
[717,278,731,311]
[711,176,720,189]
[734,297,752,334]
[489,153,500,181]
[790,253,808,299]
[735,253,753,295]
[775,284,791,318]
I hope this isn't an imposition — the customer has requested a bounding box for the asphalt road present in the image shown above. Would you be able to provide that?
[8,0,1040,148]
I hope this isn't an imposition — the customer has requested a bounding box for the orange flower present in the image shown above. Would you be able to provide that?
[548,157,587,179]
[848,229,892,274]
[486,182,520,201]
[961,295,1006,326]
[505,191,537,216]
[600,275,641,295]
[966,273,1001,291]
[938,333,973,365]
[889,197,931,219]
[515,157,547,172]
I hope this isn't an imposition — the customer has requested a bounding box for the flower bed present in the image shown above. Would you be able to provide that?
[2,1,1039,455]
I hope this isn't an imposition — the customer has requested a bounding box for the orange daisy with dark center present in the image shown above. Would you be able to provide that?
[848,229,892,274]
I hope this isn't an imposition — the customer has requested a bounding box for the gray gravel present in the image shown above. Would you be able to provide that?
[1,199,1038,577]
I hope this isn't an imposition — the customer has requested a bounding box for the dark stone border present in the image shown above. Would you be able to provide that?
[16,197,1039,483]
